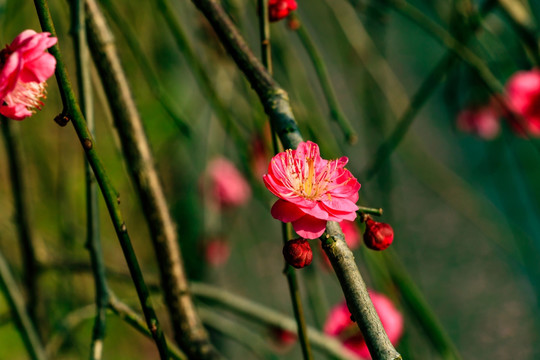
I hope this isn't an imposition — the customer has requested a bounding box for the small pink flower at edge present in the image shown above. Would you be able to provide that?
[0,30,57,120]
[206,157,251,208]
[324,292,404,359]
[504,69,540,137]
[263,141,361,239]
[456,105,500,140]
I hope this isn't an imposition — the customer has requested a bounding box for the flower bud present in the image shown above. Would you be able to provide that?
[283,238,312,268]
[363,218,394,251]
[269,0,297,22]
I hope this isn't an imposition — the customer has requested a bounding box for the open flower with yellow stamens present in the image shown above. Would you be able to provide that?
[263,141,360,239]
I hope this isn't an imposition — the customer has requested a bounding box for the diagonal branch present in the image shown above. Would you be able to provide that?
[84,0,222,358]
[32,1,169,358]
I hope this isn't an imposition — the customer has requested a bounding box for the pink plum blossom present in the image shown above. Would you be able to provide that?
[203,238,231,267]
[456,105,500,140]
[206,157,251,208]
[505,69,540,137]
[0,30,57,120]
[263,141,360,239]
[324,292,404,359]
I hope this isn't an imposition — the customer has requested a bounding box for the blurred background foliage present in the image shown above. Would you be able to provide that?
[0,0,539,359]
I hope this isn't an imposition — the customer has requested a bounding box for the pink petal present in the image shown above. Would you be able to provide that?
[297,201,329,220]
[291,215,327,239]
[321,198,358,214]
[271,199,306,222]
[11,31,57,63]
[262,173,287,198]
[323,302,352,335]
[0,103,33,120]
[19,53,56,83]
[9,30,39,49]
[0,52,22,99]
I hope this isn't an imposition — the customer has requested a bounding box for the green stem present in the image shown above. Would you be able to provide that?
[83,0,221,358]
[497,0,540,66]
[382,250,462,360]
[97,0,191,136]
[45,304,95,358]
[198,306,279,360]
[380,0,515,116]
[357,206,384,216]
[155,0,246,139]
[32,1,168,358]
[0,119,39,329]
[191,282,358,360]
[0,249,46,360]
[69,1,109,358]
[259,1,312,358]
[291,14,358,144]
[108,295,187,360]
[303,265,328,329]
[189,0,399,358]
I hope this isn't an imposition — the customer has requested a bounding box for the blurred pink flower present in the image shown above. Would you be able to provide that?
[0,30,57,120]
[340,220,361,249]
[324,292,403,359]
[505,69,540,136]
[263,141,360,239]
[250,134,270,180]
[203,238,231,267]
[269,327,297,351]
[320,220,361,268]
[206,157,251,208]
[456,105,500,140]
[269,0,297,22]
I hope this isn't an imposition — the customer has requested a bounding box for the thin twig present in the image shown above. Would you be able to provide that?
[191,282,358,360]
[155,0,246,140]
[97,0,191,136]
[69,0,109,358]
[108,295,187,360]
[198,306,279,360]
[83,0,221,358]
[290,14,358,144]
[357,206,384,216]
[382,250,462,360]
[361,0,498,179]
[32,1,168,358]
[0,119,39,329]
[0,249,46,360]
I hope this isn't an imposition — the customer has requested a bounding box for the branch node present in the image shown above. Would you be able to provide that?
[54,113,70,127]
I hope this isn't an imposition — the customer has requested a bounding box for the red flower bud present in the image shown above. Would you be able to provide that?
[363,218,394,251]
[269,0,297,22]
[283,238,312,268]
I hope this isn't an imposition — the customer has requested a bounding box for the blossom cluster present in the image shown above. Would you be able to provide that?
[457,69,540,139]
